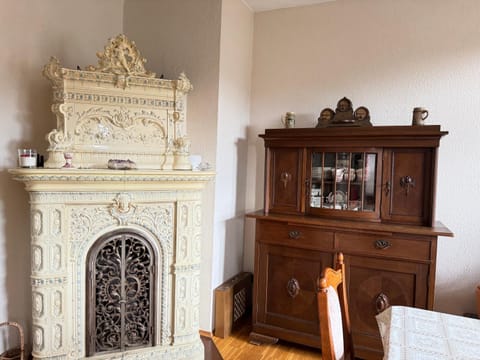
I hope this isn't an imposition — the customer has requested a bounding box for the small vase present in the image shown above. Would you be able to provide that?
[62,152,74,168]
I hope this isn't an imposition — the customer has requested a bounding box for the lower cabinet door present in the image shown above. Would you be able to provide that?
[344,255,429,359]
[253,242,332,347]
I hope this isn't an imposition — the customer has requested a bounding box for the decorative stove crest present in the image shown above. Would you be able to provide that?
[85,34,155,79]
[42,34,193,170]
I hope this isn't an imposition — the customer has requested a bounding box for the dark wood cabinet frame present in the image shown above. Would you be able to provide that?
[247,125,453,359]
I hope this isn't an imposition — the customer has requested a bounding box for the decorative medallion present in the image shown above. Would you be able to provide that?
[110,193,137,225]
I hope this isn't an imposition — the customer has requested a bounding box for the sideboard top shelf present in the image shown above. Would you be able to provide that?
[260,125,448,147]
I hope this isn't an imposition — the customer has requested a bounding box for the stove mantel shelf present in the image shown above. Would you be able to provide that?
[9,168,215,192]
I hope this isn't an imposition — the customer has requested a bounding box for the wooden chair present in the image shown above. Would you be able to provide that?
[317,253,354,360]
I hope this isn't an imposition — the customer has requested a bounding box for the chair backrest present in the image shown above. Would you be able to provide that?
[317,253,354,360]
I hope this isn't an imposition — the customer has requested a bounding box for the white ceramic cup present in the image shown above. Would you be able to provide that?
[189,154,202,171]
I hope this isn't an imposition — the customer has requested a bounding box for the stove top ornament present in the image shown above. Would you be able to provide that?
[42,34,194,170]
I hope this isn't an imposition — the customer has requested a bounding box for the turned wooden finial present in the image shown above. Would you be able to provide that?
[337,252,344,265]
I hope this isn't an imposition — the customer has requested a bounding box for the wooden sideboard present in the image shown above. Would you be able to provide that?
[247,126,453,359]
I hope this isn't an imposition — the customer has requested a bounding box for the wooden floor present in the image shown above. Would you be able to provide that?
[211,320,321,360]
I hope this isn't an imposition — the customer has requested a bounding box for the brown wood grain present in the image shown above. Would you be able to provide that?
[213,319,321,360]
[249,124,453,358]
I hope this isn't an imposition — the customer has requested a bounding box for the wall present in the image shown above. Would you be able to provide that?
[247,0,480,315]
[124,0,221,333]
[0,0,123,350]
[125,0,254,332]
[214,0,253,293]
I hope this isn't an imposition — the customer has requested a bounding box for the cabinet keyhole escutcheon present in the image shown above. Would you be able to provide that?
[280,172,292,189]
[400,175,415,195]
[287,278,300,298]
[375,292,390,314]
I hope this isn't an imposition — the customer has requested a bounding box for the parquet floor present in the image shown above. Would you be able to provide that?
[212,320,321,360]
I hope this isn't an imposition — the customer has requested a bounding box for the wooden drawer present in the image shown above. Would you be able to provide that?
[256,220,334,251]
[336,232,432,261]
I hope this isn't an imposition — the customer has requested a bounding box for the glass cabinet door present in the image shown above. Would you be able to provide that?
[310,151,378,214]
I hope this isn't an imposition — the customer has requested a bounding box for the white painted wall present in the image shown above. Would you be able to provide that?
[214,0,253,296]
[124,0,222,333]
[246,0,480,315]
[124,0,254,332]
[0,0,123,350]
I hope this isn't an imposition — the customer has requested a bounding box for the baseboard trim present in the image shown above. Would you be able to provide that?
[199,329,214,338]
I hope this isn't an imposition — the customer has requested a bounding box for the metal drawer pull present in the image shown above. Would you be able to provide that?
[288,230,301,239]
[375,292,390,314]
[374,239,391,250]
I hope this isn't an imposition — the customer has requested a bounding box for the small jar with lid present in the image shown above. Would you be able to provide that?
[18,149,37,168]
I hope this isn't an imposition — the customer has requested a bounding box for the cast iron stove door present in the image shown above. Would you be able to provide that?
[86,231,155,356]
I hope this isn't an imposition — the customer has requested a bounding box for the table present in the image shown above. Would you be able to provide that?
[376,306,480,359]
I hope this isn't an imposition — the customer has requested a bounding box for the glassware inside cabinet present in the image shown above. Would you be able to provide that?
[310,151,377,213]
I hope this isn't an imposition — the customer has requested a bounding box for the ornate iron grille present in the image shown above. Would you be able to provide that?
[86,231,155,356]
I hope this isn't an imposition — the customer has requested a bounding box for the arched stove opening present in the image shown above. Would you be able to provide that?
[86,230,156,357]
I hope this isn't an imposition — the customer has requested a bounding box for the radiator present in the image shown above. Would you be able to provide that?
[214,272,253,338]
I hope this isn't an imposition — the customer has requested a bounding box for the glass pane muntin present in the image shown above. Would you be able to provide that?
[310,150,377,213]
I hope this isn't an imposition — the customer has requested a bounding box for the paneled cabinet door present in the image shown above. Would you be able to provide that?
[381,148,434,226]
[344,255,429,358]
[266,147,304,214]
[253,243,331,347]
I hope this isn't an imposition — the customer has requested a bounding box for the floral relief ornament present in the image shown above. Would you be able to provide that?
[85,34,155,78]
[110,193,137,225]
[173,136,191,155]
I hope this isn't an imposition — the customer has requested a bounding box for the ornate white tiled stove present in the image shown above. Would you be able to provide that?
[10,35,213,360]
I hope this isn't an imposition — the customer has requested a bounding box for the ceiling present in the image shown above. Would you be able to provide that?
[244,0,335,12]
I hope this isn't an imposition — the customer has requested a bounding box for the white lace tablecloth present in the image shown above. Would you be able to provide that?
[376,306,480,360]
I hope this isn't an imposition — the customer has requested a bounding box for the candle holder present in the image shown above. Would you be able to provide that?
[18,149,37,168]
